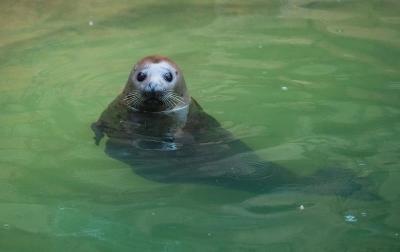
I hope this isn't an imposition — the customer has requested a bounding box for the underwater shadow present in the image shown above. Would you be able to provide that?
[93,98,378,200]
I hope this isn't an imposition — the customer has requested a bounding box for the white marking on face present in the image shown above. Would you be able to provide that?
[132,61,178,91]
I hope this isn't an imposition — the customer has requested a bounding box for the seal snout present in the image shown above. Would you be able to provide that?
[143,82,164,99]
[140,82,166,111]
[143,97,163,107]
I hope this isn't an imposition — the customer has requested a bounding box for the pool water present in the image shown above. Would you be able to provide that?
[1,0,399,251]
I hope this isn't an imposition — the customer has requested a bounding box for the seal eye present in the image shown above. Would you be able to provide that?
[163,72,173,82]
[136,72,146,82]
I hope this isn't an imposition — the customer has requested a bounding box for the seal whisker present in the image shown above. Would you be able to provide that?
[163,94,179,109]
[172,96,184,104]
[124,91,143,110]
[164,91,184,105]
[167,92,184,102]
[163,95,175,109]
[124,96,138,102]
[127,97,143,110]
[124,97,138,104]
[124,95,139,101]
[168,94,184,105]
[124,96,140,104]
[160,94,168,107]
[125,93,139,98]
[169,97,179,109]
[124,91,141,99]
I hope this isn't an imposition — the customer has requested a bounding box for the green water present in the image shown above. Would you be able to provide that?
[1,0,400,251]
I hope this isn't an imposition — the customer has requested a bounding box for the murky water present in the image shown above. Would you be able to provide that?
[1,0,399,251]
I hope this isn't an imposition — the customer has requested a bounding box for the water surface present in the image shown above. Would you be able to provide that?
[0,0,399,251]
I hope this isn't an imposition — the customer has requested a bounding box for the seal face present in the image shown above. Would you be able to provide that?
[122,56,190,112]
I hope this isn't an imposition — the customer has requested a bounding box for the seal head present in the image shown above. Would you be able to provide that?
[122,56,190,112]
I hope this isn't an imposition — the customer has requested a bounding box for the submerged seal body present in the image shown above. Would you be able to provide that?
[91,56,373,196]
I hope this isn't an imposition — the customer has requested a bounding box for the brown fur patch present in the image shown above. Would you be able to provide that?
[136,55,179,70]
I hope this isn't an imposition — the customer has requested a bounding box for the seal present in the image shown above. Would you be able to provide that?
[91,55,373,197]
[92,55,193,149]
[91,55,288,188]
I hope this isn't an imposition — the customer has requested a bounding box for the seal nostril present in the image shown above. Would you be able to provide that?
[144,83,165,98]
[144,83,154,96]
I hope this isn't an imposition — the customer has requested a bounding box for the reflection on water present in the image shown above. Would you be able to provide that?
[0,0,400,251]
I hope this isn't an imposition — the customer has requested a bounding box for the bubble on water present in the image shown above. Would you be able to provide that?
[151,212,156,216]
[207,232,212,237]
[299,205,305,210]
[344,214,357,223]
[89,20,94,26]
[361,212,367,217]
[281,86,288,91]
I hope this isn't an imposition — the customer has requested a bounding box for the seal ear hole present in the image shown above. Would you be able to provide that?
[136,72,147,82]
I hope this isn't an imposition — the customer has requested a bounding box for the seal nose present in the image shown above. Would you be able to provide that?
[143,83,162,98]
